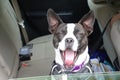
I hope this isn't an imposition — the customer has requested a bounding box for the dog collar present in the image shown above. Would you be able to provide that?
[72,56,87,72]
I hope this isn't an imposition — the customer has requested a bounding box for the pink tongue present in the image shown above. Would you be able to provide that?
[64,50,75,66]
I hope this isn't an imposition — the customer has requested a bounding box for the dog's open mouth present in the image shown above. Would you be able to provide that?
[60,49,77,70]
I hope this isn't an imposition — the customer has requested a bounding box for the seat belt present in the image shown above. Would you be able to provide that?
[11,0,29,44]
[89,17,112,55]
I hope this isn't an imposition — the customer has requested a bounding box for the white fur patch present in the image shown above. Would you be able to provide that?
[75,46,89,66]
[55,48,64,66]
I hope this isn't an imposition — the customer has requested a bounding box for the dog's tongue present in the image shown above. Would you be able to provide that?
[64,50,75,67]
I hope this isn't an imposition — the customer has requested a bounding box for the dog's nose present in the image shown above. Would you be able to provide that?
[65,38,74,43]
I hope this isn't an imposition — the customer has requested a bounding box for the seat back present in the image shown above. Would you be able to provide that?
[0,0,22,78]
[110,13,120,66]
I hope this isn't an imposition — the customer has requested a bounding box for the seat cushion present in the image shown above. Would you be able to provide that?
[28,34,54,61]
[17,58,53,78]
[18,34,55,78]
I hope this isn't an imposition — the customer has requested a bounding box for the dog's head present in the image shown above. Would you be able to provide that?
[47,9,95,70]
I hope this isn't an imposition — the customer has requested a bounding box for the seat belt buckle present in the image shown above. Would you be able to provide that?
[18,20,25,28]
[19,44,33,61]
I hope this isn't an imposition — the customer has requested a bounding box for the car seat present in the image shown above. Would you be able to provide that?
[87,0,118,65]
[0,0,55,79]
[110,12,120,69]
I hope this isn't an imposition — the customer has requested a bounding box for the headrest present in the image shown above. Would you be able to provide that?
[92,0,107,4]
[110,12,120,27]
[92,0,120,6]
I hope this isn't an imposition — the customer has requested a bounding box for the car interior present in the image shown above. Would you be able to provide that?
[0,0,120,80]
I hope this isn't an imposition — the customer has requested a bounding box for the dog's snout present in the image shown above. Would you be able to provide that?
[65,38,74,43]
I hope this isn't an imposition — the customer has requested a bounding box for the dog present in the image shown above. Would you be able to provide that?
[47,9,95,75]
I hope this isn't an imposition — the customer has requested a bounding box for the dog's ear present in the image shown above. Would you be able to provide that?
[47,9,63,33]
[79,10,95,35]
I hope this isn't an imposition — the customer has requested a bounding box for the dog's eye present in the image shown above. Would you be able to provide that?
[74,29,79,35]
[61,30,66,34]
[56,32,65,41]
[80,33,84,36]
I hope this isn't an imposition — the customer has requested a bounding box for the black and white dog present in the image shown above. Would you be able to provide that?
[47,9,95,75]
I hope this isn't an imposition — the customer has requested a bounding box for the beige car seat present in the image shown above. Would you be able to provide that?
[110,13,120,67]
[88,0,117,65]
[0,0,55,79]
